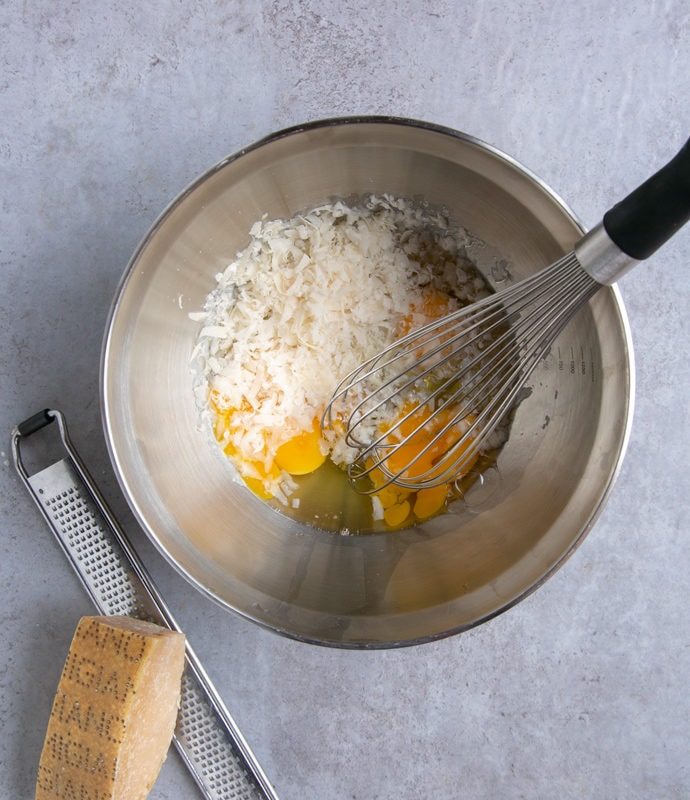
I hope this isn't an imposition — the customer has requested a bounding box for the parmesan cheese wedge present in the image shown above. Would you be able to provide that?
[36,615,186,800]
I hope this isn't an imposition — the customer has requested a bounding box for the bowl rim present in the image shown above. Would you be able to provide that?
[100,115,636,648]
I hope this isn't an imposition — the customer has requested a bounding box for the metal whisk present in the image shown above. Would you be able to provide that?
[324,138,690,493]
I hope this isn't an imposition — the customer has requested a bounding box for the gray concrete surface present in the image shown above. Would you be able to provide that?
[1,2,689,798]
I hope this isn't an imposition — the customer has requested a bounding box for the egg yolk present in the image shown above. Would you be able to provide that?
[209,391,327,499]
[274,420,327,475]
[368,402,478,527]
[398,288,455,336]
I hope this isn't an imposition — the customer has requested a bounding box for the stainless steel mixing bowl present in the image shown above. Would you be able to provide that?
[101,117,634,648]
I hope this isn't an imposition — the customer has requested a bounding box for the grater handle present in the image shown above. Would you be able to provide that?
[16,408,54,437]
[11,409,279,800]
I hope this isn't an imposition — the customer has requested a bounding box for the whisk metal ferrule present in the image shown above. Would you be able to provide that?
[574,222,638,285]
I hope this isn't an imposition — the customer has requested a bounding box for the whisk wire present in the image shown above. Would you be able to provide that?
[325,253,601,492]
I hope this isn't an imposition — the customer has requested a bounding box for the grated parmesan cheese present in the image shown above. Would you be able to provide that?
[190,194,490,505]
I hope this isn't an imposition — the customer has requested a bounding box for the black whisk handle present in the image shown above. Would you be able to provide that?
[603,137,690,260]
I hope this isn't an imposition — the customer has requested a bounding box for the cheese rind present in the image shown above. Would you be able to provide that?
[36,615,186,800]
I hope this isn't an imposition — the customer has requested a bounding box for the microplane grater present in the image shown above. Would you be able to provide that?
[11,408,279,800]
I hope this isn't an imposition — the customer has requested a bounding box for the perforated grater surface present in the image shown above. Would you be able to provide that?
[11,408,279,800]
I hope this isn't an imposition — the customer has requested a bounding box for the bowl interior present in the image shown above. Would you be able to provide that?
[101,119,633,647]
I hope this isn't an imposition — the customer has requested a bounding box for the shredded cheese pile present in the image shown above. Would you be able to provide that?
[190,194,490,523]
